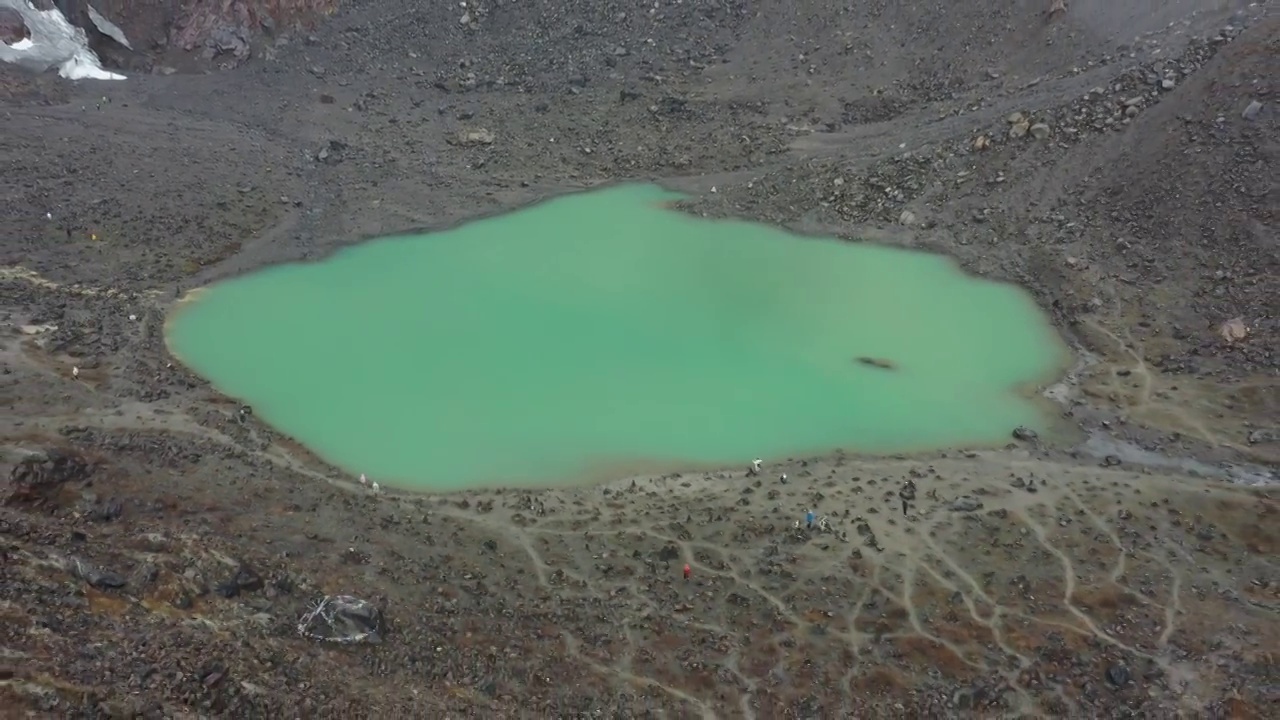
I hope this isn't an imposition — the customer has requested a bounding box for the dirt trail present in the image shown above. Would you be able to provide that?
[397,457,1277,715]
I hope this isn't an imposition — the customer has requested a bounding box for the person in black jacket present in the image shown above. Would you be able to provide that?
[899,479,916,517]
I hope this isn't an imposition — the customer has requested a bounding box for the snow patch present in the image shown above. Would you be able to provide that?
[59,48,124,80]
[87,5,130,50]
[0,0,126,80]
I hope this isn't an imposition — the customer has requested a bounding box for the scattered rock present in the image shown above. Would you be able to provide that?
[1219,317,1248,343]
[1106,664,1131,687]
[949,496,984,512]
[230,564,264,593]
[1246,429,1275,445]
[1029,123,1051,139]
[456,128,495,146]
[1012,427,1038,442]
[89,497,123,522]
[67,557,127,589]
[1241,100,1262,120]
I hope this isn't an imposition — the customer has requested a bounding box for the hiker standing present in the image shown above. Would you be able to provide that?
[899,479,917,517]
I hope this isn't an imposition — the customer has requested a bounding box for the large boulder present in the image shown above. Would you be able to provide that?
[296,595,385,644]
[5,448,99,508]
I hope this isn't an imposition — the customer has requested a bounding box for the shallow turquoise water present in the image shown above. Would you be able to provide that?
[166,184,1067,490]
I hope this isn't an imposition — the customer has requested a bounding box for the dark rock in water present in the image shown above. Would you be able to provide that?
[1012,426,1038,441]
[1106,664,1131,687]
[855,356,897,370]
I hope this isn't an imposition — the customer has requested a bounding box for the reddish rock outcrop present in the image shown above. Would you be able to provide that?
[0,7,29,46]
[170,0,337,51]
